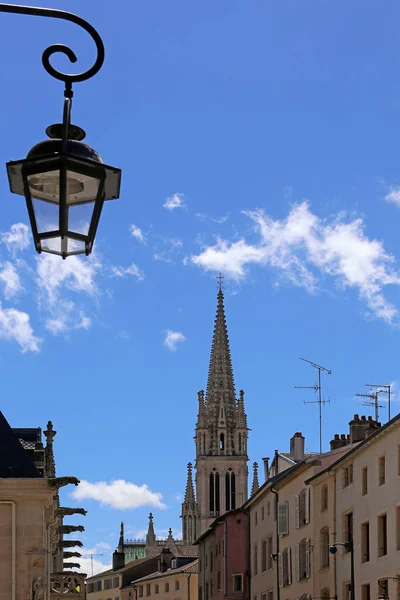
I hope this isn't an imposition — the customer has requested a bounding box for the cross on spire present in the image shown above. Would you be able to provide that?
[217,273,224,291]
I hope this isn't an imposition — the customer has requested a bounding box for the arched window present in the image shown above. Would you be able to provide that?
[321,589,330,600]
[215,471,220,513]
[238,433,242,452]
[183,516,187,542]
[209,471,215,512]
[220,433,225,451]
[320,528,330,569]
[188,515,193,543]
[321,485,328,511]
[225,470,236,511]
[298,539,309,580]
[282,548,290,586]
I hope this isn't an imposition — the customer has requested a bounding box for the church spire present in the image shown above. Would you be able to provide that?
[146,512,156,546]
[206,275,236,405]
[184,462,195,503]
[118,521,124,552]
[251,462,260,496]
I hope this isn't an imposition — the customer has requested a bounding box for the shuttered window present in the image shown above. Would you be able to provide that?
[277,502,289,535]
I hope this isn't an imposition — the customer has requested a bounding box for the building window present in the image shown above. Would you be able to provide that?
[378,513,388,556]
[267,501,270,516]
[210,551,213,572]
[261,594,266,600]
[344,512,353,548]
[233,574,243,593]
[104,579,111,590]
[217,570,221,591]
[205,583,209,600]
[113,577,119,588]
[220,433,225,451]
[146,584,151,596]
[261,539,267,572]
[362,584,371,600]
[175,581,180,591]
[199,587,203,600]
[320,528,330,569]
[362,467,368,496]
[267,591,273,600]
[342,464,353,488]
[261,506,265,521]
[281,548,291,586]
[255,511,258,526]
[321,485,328,511]
[267,536,273,570]
[253,543,258,575]
[87,583,94,593]
[225,470,236,511]
[344,583,352,600]
[94,581,102,592]
[297,539,310,581]
[378,455,386,486]
[155,585,159,594]
[211,580,214,597]
[396,506,400,551]
[296,488,310,527]
[321,589,330,600]
[277,502,289,535]
[139,586,143,598]
[361,521,370,562]
[209,470,220,513]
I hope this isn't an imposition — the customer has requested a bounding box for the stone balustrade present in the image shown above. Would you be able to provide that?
[50,572,86,597]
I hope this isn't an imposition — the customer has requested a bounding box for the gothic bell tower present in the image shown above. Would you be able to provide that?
[189,278,249,536]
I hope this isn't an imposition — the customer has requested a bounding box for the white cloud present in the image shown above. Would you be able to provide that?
[195,213,229,224]
[71,479,166,510]
[0,262,23,299]
[110,262,144,281]
[0,302,41,352]
[164,330,186,351]
[190,202,400,323]
[384,187,400,206]
[130,224,146,244]
[163,193,186,211]
[1,223,30,254]
[153,239,183,264]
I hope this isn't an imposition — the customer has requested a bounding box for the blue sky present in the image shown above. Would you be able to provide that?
[2,0,400,574]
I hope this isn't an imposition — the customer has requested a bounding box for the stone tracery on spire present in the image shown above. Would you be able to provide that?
[183,462,196,504]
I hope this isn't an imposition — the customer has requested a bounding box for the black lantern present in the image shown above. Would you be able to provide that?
[6,124,121,258]
[0,2,122,258]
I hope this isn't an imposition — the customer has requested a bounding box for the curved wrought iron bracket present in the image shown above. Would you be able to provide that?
[0,3,104,86]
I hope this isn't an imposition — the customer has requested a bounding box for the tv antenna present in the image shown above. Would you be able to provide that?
[82,553,104,577]
[365,384,392,421]
[355,388,384,422]
[295,357,332,454]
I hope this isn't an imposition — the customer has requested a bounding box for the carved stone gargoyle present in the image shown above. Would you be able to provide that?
[63,562,81,570]
[58,507,87,517]
[59,525,85,535]
[60,540,83,548]
[48,476,80,489]
[63,551,82,558]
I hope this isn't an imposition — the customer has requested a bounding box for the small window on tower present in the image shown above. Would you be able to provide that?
[220,433,225,450]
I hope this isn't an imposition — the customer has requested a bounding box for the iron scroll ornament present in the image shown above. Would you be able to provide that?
[0,2,104,85]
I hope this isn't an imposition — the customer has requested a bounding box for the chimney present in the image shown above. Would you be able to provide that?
[262,457,270,482]
[330,433,350,450]
[349,414,366,443]
[158,548,171,573]
[290,432,305,462]
[112,549,125,571]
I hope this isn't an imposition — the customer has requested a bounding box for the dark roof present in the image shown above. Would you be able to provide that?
[0,412,40,478]
[305,412,400,484]
[13,428,41,450]
[133,559,199,583]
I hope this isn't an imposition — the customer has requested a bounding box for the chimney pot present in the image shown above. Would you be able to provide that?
[340,434,346,440]
[334,434,339,439]
[354,414,359,420]
[361,415,366,421]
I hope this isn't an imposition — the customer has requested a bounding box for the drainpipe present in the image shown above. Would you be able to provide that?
[1,501,16,600]
[270,489,280,600]
[328,471,338,600]
[217,520,227,596]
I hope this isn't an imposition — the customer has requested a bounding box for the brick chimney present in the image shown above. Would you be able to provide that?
[349,414,366,443]
[290,432,305,462]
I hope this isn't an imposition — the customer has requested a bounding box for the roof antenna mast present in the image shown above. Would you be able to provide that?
[355,386,385,423]
[295,357,332,455]
[365,383,392,421]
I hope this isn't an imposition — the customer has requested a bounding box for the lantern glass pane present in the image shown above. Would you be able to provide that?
[41,237,86,255]
[32,197,59,234]
[68,202,96,237]
[27,169,100,206]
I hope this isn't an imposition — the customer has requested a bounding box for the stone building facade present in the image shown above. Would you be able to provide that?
[0,411,87,599]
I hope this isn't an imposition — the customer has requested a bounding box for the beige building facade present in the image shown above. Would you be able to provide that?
[130,559,198,600]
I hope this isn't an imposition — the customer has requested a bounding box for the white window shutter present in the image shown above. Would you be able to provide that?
[295,495,300,529]
[278,503,288,536]
[278,552,283,588]
[288,547,292,585]
[305,488,310,524]
[305,538,310,578]
[295,543,300,582]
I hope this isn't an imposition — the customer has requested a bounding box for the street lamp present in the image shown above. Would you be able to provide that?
[1,3,121,258]
[378,578,400,600]
[330,541,355,600]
